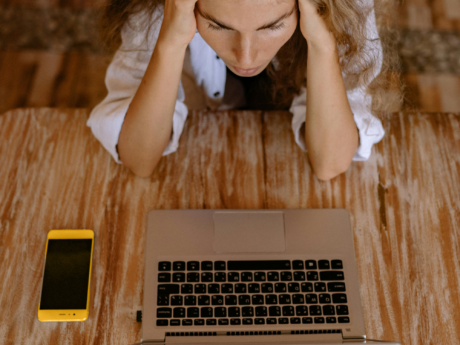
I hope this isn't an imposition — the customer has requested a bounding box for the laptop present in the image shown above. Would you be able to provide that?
[137,209,400,344]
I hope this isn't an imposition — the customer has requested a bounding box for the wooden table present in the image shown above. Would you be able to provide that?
[0,108,459,345]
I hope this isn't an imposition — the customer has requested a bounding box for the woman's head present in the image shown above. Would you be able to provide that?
[195,0,298,77]
[100,0,403,115]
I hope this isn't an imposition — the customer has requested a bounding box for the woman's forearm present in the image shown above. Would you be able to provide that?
[118,40,187,177]
[304,40,359,181]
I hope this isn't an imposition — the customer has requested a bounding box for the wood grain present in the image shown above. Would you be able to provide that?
[0,108,459,345]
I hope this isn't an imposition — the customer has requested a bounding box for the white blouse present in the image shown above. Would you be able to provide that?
[87,0,385,165]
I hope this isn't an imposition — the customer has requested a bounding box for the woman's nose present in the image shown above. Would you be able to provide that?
[233,36,258,68]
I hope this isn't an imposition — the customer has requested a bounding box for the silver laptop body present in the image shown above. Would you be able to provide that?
[140,209,400,345]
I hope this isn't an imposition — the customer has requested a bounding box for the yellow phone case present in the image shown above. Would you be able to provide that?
[38,229,94,322]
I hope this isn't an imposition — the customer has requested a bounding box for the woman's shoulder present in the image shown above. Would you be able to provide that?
[121,4,165,50]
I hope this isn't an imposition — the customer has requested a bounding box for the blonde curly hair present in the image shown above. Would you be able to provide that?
[99,0,404,118]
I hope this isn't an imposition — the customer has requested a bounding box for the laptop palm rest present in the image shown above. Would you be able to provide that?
[213,211,286,253]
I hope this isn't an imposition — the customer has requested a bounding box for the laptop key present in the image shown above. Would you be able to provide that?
[214,272,226,282]
[309,306,322,315]
[254,272,266,281]
[238,295,251,305]
[159,262,171,271]
[158,273,171,282]
[198,296,210,306]
[267,272,279,281]
[230,319,241,325]
[241,272,253,281]
[267,318,277,324]
[212,295,224,305]
[323,305,335,315]
[319,294,331,304]
[294,272,305,281]
[336,305,349,315]
[181,284,193,294]
[301,283,313,292]
[173,262,185,271]
[187,307,199,318]
[173,273,185,282]
[157,308,172,318]
[261,283,273,293]
[201,273,213,282]
[225,295,237,305]
[228,260,291,270]
[288,283,300,293]
[332,293,347,304]
[215,307,227,317]
[187,261,199,271]
[158,284,180,294]
[235,284,247,293]
[218,318,229,325]
[194,319,205,325]
[278,318,288,324]
[293,294,305,304]
[201,307,213,317]
[208,284,220,294]
[243,318,253,325]
[314,282,327,292]
[248,283,260,293]
[266,294,277,305]
[255,306,267,317]
[328,282,346,292]
[326,317,337,323]
[320,271,345,281]
[215,261,226,270]
[305,260,317,270]
[228,272,240,282]
[281,272,292,281]
[282,306,294,316]
[296,305,308,316]
[206,319,217,325]
[187,273,199,282]
[222,284,233,293]
[201,261,213,271]
[252,295,264,305]
[156,319,168,326]
[194,284,206,294]
[318,260,330,269]
[338,316,350,323]
[255,318,265,324]
[269,306,281,316]
[293,260,304,269]
[157,294,169,306]
[182,319,192,326]
[170,320,180,326]
[275,283,287,293]
[170,295,182,306]
[279,294,291,304]
[173,307,185,318]
[305,294,318,304]
[331,260,343,269]
[306,271,318,281]
[290,317,301,324]
[184,296,196,305]
[228,307,240,317]
[242,306,254,317]
[314,317,325,323]
[302,317,313,324]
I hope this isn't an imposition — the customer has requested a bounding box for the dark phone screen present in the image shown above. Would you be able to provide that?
[39,239,93,310]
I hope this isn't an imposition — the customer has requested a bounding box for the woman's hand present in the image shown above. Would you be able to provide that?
[297,0,336,48]
[158,0,199,48]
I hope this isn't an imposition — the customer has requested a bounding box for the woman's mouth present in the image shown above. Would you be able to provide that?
[232,65,261,76]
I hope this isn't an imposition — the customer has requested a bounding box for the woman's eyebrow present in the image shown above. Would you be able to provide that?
[196,5,296,31]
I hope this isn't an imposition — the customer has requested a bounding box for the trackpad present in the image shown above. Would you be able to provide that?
[213,211,286,253]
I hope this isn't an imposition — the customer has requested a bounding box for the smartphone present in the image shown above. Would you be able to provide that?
[38,229,94,322]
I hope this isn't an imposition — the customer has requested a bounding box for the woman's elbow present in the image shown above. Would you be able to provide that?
[313,162,351,181]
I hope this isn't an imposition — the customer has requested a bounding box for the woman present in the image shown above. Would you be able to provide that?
[87,0,401,180]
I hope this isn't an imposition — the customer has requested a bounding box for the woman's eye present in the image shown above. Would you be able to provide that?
[208,24,225,31]
[268,23,286,31]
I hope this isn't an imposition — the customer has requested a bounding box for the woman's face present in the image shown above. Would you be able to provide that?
[196,0,298,77]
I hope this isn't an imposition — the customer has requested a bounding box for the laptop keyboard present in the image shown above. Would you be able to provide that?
[155,260,349,327]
